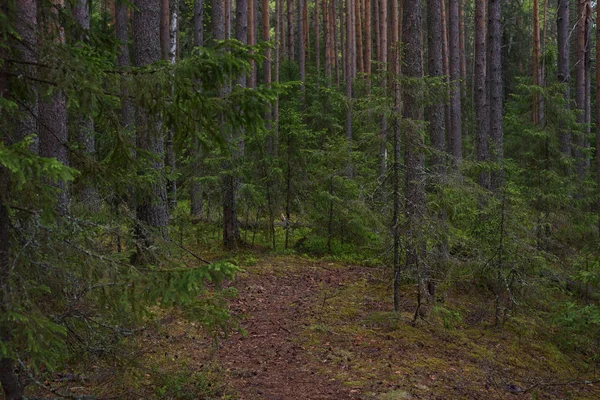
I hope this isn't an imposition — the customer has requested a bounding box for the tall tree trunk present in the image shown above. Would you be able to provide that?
[161,0,178,210]
[287,0,294,59]
[345,0,354,177]
[275,0,282,154]
[428,0,445,172]
[0,4,25,397]
[391,0,401,311]
[14,0,39,152]
[355,0,363,74]
[532,0,540,125]
[333,0,340,84]
[402,0,426,311]
[365,0,372,77]
[160,0,170,60]
[248,0,256,88]
[315,0,321,72]
[584,6,591,172]
[459,0,467,122]
[574,0,587,180]
[596,0,600,235]
[39,0,70,215]
[133,0,169,256]
[474,0,489,188]
[298,0,306,84]
[377,0,388,181]
[190,0,204,217]
[193,0,204,47]
[557,0,570,156]
[448,0,462,164]
[441,0,451,153]
[488,0,503,189]
[116,0,133,129]
[73,0,100,210]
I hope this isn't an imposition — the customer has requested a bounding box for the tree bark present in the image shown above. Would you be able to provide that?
[574,0,587,180]
[315,0,321,72]
[557,0,570,157]
[73,0,100,210]
[39,0,70,215]
[402,0,426,309]
[488,0,503,189]
[377,0,388,181]
[532,0,540,125]
[474,0,489,188]
[427,0,445,174]
[298,0,306,84]
[133,0,169,253]
[448,0,462,164]
[596,0,600,235]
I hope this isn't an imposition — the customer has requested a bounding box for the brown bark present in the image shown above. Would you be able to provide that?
[440,0,450,154]
[474,0,489,188]
[356,0,363,74]
[249,0,256,88]
[287,0,294,59]
[533,0,540,125]
[160,0,170,60]
[316,0,321,72]
[345,0,354,177]
[557,0,570,157]
[596,0,600,234]
[365,0,371,76]
[298,0,306,84]
[377,0,388,180]
[427,0,445,172]
[402,0,426,309]
[488,0,503,189]
[133,0,169,250]
[574,0,588,179]
[448,0,462,163]
[39,0,70,215]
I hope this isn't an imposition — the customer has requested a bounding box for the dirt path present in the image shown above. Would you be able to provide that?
[216,259,363,400]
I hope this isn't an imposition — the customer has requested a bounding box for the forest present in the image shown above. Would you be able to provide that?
[2,0,600,398]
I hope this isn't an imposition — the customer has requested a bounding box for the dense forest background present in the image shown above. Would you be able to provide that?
[3,0,600,398]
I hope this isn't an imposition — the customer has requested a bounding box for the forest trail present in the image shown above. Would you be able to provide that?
[215,257,364,399]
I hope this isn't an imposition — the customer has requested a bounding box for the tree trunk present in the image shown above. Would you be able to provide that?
[377,0,388,181]
[12,0,38,154]
[596,0,600,235]
[448,0,462,164]
[248,0,256,88]
[73,0,100,210]
[193,0,204,46]
[557,0,570,157]
[427,0,445,173]
[345,0,354,177]
[0,6,24,395]
[133,0,169,255]
[574,0,587,180]
[488,0,503,189]
[287,0,295,59]
[298,0,306,84]
[441,0,450,153]
[315,0,321,72]
[190,0,204,217]
[474,0,489,188]
[402,0,426,309]
[364,0,371,77]
[116,0,133,129]
[532,0,540,124]
[39,0,70,216]
[160,0,170,60]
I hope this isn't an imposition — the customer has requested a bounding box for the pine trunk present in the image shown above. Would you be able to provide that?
[557,0,570,157]
[448,0,462,163]
[474,0,489,188]
[574,0,587,179]
[133,0,169,254]
[402,0,426,308]
[488,0,503,189]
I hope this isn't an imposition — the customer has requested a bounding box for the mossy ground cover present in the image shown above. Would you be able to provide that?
[25,253,600,399]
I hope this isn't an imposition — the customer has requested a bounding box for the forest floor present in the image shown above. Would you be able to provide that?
[136,254,600,400]
[34,254,600,399]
